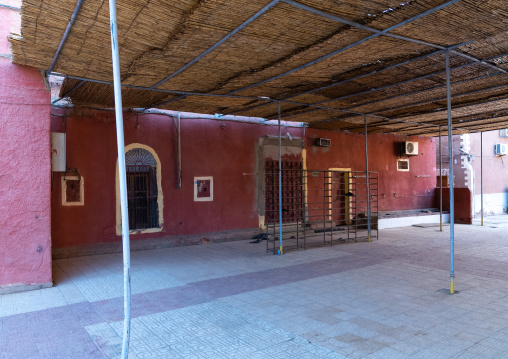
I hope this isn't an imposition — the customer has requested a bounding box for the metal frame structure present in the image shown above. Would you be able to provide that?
[265,169,379,254]
[22,0,507,353]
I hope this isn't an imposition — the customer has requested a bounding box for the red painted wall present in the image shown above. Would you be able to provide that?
[0,5,52,290]
[436,188,472,224]
[52,109,438,250]
[306,129,437,211]
[51,109,305,248]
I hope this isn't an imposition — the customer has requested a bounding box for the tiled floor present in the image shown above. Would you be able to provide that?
[2,216,508,358]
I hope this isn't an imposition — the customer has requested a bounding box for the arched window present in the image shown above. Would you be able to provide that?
[125,148,159,230]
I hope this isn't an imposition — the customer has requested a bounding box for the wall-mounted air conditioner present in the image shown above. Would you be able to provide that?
[495,143,507,156]
[402,141,418,156]
[316,138,331,147]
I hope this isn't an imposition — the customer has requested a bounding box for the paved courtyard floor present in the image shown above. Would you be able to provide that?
[2,216,508,358]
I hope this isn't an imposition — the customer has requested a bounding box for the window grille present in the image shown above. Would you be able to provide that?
[125,148,159,230]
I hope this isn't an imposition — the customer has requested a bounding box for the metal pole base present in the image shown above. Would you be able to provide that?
[278,246,283,255]
[450,277,455,294]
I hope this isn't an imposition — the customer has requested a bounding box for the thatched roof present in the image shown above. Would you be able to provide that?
[9,0,508,136]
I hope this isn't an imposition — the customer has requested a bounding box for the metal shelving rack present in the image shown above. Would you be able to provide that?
[265,167,378,254]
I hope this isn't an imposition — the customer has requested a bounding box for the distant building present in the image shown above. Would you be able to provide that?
[433,130,508,219]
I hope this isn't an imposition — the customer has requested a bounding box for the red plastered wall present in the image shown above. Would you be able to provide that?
[51,110,305,247]
[305,128,437,211]
[52,109,438,248]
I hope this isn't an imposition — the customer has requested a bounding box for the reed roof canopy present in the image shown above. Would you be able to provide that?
[9,0,508,136]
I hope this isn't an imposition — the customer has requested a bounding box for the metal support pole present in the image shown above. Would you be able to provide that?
[278,101,283,255]
[446,49,455,294]
[108,0,131,357]
[177,112,182,189]
[481,132,483,226]
[364,115,371,241]
[439,126,443,231]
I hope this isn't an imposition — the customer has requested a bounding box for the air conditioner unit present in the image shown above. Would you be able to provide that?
[403,141,418,156]
[316,138,331,147]
[495,143,507,156]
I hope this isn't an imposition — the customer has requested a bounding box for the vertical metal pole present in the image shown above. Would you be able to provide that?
[364,115,371,241]
[177,112,182,189]
[278,101,283,255]
[108,0,131,356]
[481,132,483,226]
[439,126,443,231]
[446,49,455,294]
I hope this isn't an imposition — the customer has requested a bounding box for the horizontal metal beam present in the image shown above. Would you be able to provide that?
[226,41,474,117]
[228,0,460,96]
[52,80,86,105]
[50,72,276,102]
[276,51,508,122]
[51,71,452,130]
[148,95,187,109]
[385,93,508,123]
[283,0,453,49]
[150,0,281,89]
[308,72,508,123]
[307,90,508,130]
[281,99,464,130]
[225,49,446,116]
[48,0,84,73]
[365,81,508,116]
[0,3,20,11]
[290,0,508,77]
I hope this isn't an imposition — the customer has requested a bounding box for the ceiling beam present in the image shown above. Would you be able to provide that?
[274,51,508,122]
[48,0,84,73]
[224,49,446,115]
[50,72,276,102]
[0,3,20,11]
[149,0,281,89]
[285,0,508,78]
[52,80,85,105]
[227,0,460,96]
[384,94,508,123]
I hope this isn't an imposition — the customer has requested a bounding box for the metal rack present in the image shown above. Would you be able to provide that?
[265,165,378,254]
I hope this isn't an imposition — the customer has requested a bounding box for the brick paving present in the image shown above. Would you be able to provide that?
[2,216,508,358]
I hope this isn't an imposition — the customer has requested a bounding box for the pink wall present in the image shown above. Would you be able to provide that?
[52,109,438,250]
[469,131,508,194]
[306,129,437,211]
[0,6,52,291]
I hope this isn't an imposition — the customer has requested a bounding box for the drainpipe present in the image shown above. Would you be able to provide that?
[177,112,182,189]
[107,0,131,356]
[439,126,443,231]
[278,101,283,255]
[445,49,455,294]
[364,115,371,241]
[481,132,483,226]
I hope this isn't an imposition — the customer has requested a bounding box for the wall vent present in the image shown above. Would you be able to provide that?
[397,159,409,171]
[316,138,331,147]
